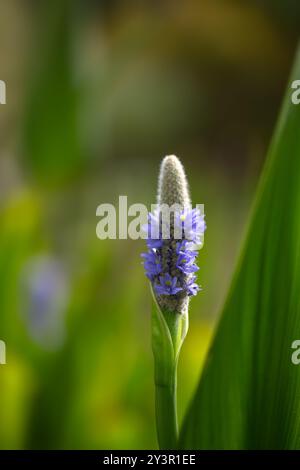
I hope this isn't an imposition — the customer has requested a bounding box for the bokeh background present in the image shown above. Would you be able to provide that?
[0,0,299,449]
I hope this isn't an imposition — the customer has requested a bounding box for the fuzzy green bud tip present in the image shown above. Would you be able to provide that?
[157,155,191,209]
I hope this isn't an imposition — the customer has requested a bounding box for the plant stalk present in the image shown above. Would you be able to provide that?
[154,362,178,449]
[151,294,187,450]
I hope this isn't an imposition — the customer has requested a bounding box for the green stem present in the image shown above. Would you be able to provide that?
[151,291,188,450]
[155,362,178,449]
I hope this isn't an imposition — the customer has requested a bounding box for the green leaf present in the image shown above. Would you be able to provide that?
[151,287,189,387]
[180,45,300,449]
[151,294,176,388]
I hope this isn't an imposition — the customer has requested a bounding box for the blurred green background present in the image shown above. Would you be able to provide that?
[0,0,299,449]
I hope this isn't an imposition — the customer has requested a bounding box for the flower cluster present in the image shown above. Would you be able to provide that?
[142,208,206,299]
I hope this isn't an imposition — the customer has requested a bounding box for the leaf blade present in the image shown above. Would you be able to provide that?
[180,45,300,450]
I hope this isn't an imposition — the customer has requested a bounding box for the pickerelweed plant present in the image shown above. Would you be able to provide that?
[142,155,206,449]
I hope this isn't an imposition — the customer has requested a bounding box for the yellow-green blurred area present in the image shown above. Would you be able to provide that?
[0,0,299,449]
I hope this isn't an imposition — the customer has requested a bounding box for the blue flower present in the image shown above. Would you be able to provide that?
[185,275,201,296]
[141,250,162,279]
[175,208,206,244]
[143,211,164,249]
[154,274,183,295]
[146,238,163,249]
[176,240,195,254]
[176,252,199,274]
[142,205,205,302]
